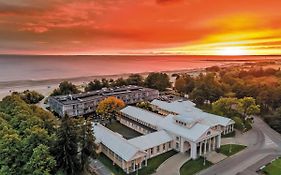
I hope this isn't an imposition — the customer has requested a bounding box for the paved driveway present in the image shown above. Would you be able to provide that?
[154,153,190,175]
[198,117,281,175]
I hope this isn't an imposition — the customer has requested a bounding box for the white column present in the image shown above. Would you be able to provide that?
[217,135,221,148]
[212,137,216,150]
[133,160,136,171]
[199,142,202,156]
[208,139,211,152]
[191,142,197,159]
[204,140,207,154]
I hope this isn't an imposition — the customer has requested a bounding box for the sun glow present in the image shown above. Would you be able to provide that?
[217,47,247,55]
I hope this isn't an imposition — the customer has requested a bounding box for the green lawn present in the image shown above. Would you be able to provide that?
[263,157,281,175]
[217,144,246,156]
[98,153,126,175]
[106,121,142,139]
[98,150,177,175]
[180,157,213,175]
[138,150,177,175]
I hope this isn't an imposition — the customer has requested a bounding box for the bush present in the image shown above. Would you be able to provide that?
[13,90,44,104]
[244,119,252,131]
[232,116,244,131]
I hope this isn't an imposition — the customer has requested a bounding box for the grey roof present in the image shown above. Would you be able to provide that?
[52,85,157,105]
[151,99,198,114]
[93,123,145,161]
[120,106,163,127]
[158,115,211,142]
[151,99,234,127]
[128,130,173,150]
[121,106,211,142]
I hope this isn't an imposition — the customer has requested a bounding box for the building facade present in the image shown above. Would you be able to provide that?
[48,85,159,117]
[93,99,235,174]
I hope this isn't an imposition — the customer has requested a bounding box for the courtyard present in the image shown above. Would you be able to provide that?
[106,120,142,139]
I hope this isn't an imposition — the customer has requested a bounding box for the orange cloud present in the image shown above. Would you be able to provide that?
[0,0,281,55]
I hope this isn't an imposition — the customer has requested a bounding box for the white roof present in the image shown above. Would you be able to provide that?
[158,115,211,142]
[151,99,234,127]
[151,99,198,114]
[120,106,163,127]
[93,123,145,161]
[128,130,173,150]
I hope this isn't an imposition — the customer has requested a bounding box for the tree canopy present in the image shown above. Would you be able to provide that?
[96,96,125,120]
[51,81,80,96]
[145,72,170,91]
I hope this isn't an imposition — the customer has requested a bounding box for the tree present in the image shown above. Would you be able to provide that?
[190,73,224,105]
[145,72,170,91]
[174,75,195,94]
[54,115,81,175]
[136,101,153,111]
[80,118,96,171]
[113,78,127,86]
[238,97,260,118]
[85,80,103,91]
[96,97,125,121]
[13,90,44,104]
[24,144,56,175]
[126,74,144,86]
[101,78,110,88]
[51,81,80,96]
[212,97,240,117]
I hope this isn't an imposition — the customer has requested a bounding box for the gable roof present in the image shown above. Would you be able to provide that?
[158,115,211,142]
[93,123,145,161]
[151,99,234,127]
[120,106,163,127]
[128,130,173,150]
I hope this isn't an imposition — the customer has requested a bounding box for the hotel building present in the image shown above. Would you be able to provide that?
[93,99,235,174]
[48,85,159,117]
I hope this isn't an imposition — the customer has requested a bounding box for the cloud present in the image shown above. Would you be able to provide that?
[156,0,183,4]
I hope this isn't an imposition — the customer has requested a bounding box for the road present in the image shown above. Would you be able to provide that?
[198,117,281,175]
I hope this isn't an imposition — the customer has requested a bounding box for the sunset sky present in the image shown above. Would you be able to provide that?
[0,0,281,55]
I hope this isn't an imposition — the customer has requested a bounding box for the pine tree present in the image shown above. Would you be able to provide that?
[54,115,81,175]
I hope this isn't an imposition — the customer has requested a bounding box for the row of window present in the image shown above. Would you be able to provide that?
[146,142,172,155]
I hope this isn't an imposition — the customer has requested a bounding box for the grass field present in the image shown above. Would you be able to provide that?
[180,157,213,175]
[262,157,281,175]
[218,144,246,157]
[106,121,142,139]
[98,150,177,175]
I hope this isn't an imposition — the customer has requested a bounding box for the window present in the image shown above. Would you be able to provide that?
[151,148,153,155]
[163,144,166,150]
[176,136,180,141]
[169,142,172,148]
[157,146,160,152]
[207,131,211,135]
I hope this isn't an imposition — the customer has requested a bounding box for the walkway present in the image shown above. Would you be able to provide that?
[154,153,190,175]
[88,158,112,175]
